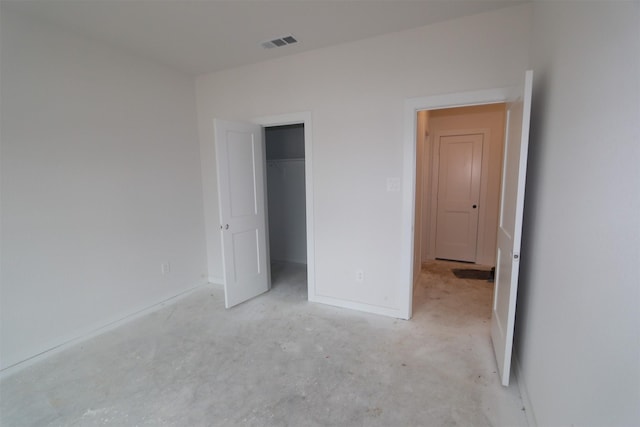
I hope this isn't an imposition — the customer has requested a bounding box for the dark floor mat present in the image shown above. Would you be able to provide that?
[452,268,493,281]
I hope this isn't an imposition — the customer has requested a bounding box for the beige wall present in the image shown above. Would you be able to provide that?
[423,103,506,266]
[413,110,429,283]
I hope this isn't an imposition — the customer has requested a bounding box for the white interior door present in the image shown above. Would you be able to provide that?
[491,70,533,386]
[214,119,269,308]
[435,133,484,262]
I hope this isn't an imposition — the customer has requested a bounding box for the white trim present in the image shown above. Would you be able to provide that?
[514,352,538,427]
[402,87,511,320]
[208,276,224,285]
[405,88,510,112]
[253,112,316,303]
[310,294,408,319]
[0,282,210,378]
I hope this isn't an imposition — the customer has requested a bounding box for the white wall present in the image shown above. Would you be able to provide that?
[515,2,640,425]
[0,9,207,370]
[197,5,531,316]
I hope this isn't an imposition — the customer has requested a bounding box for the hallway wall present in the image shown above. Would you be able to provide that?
[413,111,429,284]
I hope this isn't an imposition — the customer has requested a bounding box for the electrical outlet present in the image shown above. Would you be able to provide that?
[355,269,364,283]
[161,262,171,275]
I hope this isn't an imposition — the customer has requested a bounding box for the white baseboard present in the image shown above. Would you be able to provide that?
[208,276,224,285]
[514,352,538,427]
[309,294,408,320]
[0,282,210,379]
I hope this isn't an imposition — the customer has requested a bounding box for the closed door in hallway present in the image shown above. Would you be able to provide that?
[435,132,484,262]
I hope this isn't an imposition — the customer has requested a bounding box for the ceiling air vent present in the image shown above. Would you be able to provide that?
[261,34,298,49]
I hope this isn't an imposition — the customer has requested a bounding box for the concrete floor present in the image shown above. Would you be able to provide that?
[1,260,528,426]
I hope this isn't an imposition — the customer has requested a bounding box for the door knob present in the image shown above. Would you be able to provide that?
[472,205,477,209]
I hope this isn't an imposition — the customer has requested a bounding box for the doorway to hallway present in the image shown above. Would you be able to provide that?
[404,71,534,386]
[415,103,507,267]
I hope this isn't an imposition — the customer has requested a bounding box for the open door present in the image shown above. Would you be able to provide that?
[491,70,533,386]
[214,119,270,308]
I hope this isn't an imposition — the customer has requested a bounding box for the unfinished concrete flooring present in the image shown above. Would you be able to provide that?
[1,261,528,426]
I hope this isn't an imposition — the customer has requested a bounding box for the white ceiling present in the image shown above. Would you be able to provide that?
[3,0,525,76]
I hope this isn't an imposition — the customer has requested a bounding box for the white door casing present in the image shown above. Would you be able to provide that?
[491,70,533,386]
[402,72,533,386]
[434,132,484,262]
[254,112,316,304]
[214,119,270,308]
[403,86,512,320]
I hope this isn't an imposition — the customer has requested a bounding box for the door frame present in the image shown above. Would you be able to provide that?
[253,112,316,301]
[401,87,510,319]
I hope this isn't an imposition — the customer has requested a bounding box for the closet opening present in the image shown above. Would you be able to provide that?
[265,124,308,297]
